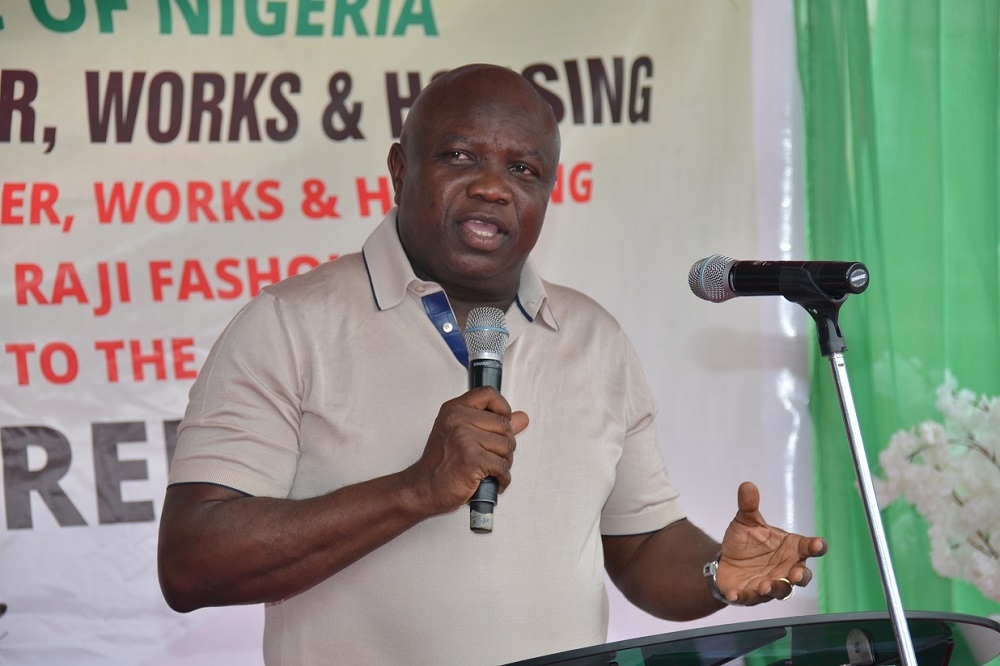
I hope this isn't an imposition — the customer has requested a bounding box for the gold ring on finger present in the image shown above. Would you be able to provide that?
[776,577,794,601]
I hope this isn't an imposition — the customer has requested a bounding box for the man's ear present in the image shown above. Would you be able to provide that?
[387,143,405,205]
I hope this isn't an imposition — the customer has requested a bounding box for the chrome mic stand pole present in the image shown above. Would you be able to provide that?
[781,269,918,666]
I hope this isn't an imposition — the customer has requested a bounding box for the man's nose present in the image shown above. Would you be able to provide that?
[467,163,512,204]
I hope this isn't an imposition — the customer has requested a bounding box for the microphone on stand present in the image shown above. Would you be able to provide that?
[688,254,869,303]
[464,307,509,534]
[689,254,919,664]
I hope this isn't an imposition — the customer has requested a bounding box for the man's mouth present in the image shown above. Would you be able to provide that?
[462,219,500,238]
[459,217,509,251]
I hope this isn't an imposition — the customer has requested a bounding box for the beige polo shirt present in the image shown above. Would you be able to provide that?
[170,210,685,665]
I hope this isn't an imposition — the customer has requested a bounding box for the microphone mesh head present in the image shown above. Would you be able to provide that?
[688,254,736,302]
[464,307,509,361]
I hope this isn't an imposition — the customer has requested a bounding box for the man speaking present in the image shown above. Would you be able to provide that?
[157,63,827,665]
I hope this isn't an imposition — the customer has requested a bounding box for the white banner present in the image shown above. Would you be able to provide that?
[0,1,813,663]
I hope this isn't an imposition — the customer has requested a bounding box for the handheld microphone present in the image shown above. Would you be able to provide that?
[463,306,509,534]
[688,254,869,303]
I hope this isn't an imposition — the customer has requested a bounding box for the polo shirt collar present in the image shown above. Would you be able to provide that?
[362,209,558,331]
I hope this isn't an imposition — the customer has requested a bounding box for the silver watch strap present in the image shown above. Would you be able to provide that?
[702,552,734,606]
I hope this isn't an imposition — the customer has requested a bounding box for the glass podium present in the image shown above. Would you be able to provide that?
[504,612,1000,666]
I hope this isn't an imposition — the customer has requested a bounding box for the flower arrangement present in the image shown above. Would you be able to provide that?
[874,374,1000,602]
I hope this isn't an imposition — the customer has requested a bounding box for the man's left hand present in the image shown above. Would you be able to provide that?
[714,481,828,605]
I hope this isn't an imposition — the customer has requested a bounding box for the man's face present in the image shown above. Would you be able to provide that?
[389,72,560,305]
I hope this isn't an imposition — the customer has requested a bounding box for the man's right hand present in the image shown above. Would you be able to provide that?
[403,386,529,516]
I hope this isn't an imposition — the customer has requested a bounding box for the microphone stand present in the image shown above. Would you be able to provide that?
[779,268,918,666]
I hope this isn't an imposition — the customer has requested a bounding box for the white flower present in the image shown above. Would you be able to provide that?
[875,373,1000,603]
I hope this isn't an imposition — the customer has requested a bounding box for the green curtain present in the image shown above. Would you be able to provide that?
[795,0,1000,620]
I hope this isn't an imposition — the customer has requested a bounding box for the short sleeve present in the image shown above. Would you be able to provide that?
[599,334,686,535]
[168,290,303,498]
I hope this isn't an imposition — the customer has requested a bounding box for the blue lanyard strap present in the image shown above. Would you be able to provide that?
[420,291,468,368]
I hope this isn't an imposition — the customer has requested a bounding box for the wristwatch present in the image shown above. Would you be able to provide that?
[702,552,734,606]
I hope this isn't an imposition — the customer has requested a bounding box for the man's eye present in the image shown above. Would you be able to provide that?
[511,164,538,177]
